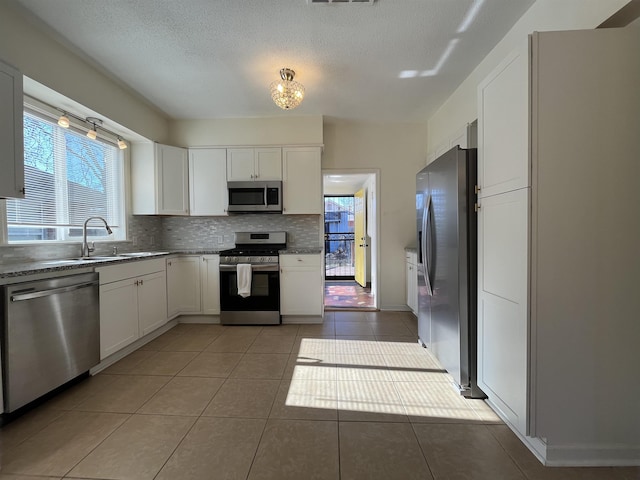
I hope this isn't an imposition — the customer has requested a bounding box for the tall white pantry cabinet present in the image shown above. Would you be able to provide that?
[476,27,640,466]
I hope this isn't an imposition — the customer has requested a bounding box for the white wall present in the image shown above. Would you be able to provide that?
[322,118,427,310]
[0,2,169,142]
[426,0,630,152]
[169,116,323,147]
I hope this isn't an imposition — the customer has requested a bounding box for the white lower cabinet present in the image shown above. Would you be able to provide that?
[200,255,221,315]
[167,256,202,318]
[166,254,220,318]
[97,259,168,360]
[280,254,323,316]
[405,251,418,315]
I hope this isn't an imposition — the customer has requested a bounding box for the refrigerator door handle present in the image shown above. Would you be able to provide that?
[422,194,433,296]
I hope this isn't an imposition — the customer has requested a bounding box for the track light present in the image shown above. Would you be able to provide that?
[117,137,127,150]
[85,117,102,140]
[58,113,70,128]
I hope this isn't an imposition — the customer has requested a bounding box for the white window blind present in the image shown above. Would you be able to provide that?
[6,110,125,242]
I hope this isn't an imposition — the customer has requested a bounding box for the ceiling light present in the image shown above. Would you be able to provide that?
[117,137,127,150]
[270,68,305,110]
[58,113,70,128]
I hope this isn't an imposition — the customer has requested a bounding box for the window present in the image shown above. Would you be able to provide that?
[5,110,125,243]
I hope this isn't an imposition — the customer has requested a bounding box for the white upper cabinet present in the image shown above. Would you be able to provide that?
[282,146,322,215]
[189,148,228,216]
[132,142,189,215]
[0,59,24,199]
[226,147,282,181]
[477,43,529,198]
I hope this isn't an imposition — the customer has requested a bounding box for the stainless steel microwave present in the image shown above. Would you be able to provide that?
[227,181,282,213]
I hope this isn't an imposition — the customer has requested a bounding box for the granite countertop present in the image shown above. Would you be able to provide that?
[0,247,323,279]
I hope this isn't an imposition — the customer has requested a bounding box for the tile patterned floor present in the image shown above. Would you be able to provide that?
[324,280,375,309]
[1,311,638,480]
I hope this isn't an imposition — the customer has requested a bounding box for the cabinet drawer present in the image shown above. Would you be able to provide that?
[96,258,166,285]
[279,254,321,268]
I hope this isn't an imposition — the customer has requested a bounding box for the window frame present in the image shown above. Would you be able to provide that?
[1,102,128,245]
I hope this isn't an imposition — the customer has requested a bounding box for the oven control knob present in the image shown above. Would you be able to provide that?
[260,257,265,262]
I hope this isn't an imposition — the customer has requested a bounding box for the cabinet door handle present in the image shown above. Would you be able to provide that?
[134,280,139,286]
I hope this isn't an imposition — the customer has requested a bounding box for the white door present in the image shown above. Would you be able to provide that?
[99,278,139,359]
[254,148,282,180]
[226,148,255,181]
[283,147,322,214]
[157,144,189,215]
[167,256,201,316]
[201,255,221,315]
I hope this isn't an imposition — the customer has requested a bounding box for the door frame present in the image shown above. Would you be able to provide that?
[322,169,380,310]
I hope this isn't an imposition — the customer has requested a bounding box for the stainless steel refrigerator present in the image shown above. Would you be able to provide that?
[416,145,485,398]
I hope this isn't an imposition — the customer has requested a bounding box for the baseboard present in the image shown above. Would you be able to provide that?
[177,314,220,324]
[544,444,640,467]
[91,319,178,374]
[282,315,323,324]
[379,305,411,312]
[484,398,640,466]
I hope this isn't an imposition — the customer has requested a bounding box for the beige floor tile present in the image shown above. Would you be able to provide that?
[414,423,526,479]
[0,411,128,477]
[339,421,433,480]
[127,350,199,376]
[173,323,227,336]
[334,311,369,322]
[297,323,336,336]
[334,338,382,355]
[0,475,62,480]
[222,326,264,336]
[337,380,409,422]
[202,379,279,418]
[68,414,194,480]
[269,380,338,421]
[177,352,243,377]
[0,405,65,452]
[138,330,184,351]
[470,399,504,424]
[335,321,376,336]
[260,324,300,336]
[375,339,426,356]
[395,381,483,423]
[138,376,225,416]
[285,353,337,381]
[247,335,295,354]
[100,349,157,375]
[335,354,393,381]
[161,333,219,351]
[155,417,265,480]
[487,424,636,480]
[229,353,289,379]
[384,354,451,382]
[370,322,414,336]
[74,375,170,413]
[248,419,339,480]
[293,336,336,356]
[204,334,256,353]
[45,374,119,411]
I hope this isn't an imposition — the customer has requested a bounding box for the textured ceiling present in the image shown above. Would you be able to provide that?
[11,0,535,122]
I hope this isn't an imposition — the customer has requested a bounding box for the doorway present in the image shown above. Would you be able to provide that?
[323,172,378,310]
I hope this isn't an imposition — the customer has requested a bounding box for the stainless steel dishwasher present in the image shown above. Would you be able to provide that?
[1,272,100,413]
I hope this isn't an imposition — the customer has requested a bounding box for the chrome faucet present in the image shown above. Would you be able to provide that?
[82,216,113,258]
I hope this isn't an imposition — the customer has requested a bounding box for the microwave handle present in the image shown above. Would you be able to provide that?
[264,187,268,207]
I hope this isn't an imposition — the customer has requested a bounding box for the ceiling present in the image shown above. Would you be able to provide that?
[11,0,535,123]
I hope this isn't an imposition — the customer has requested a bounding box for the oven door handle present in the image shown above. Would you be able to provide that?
[219,263,279,272]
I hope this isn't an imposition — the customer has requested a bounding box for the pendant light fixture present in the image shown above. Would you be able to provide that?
[270,68,305,110]
[86,117,102,140]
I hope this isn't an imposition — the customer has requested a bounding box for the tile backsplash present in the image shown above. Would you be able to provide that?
[162,214,321,249]
[0,214,321,264]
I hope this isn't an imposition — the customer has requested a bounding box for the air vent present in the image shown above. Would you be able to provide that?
[308,0,375,4]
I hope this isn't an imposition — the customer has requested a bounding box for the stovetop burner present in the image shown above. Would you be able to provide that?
[219,231,287,265]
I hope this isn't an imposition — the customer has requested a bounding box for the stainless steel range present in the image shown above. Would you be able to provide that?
[219,231,286,325]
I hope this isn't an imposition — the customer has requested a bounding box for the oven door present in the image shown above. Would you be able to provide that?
[219,264,281,325]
